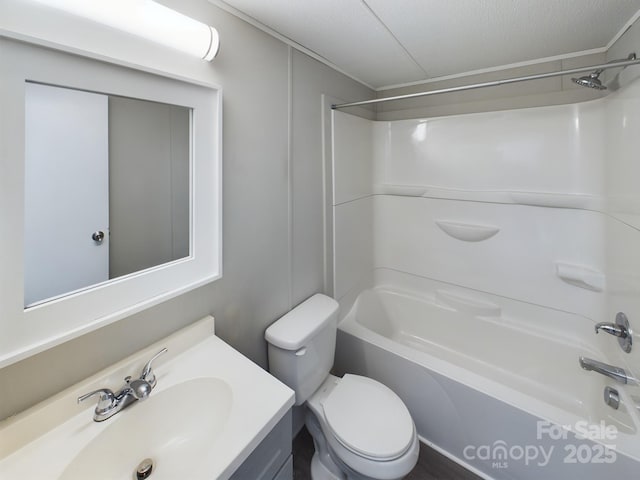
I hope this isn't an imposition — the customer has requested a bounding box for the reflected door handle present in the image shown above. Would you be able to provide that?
[92,231,105,244]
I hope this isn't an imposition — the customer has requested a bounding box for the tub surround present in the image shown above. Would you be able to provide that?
[332,78,640,373]
[330,67,640,478]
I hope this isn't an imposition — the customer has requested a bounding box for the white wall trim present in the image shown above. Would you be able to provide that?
[287,45,294,309]
[606,7,640,50]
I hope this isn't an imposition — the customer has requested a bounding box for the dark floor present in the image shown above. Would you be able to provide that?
[292,427,482,480]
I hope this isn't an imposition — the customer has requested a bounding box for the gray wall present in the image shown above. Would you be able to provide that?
[0,0,372,420]
[291,50,375,306]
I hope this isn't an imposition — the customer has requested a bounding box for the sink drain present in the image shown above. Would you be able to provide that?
[135,458,154,480]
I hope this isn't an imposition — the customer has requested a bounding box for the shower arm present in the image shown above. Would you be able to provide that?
[332,54,640,110]
[589,54,637,78]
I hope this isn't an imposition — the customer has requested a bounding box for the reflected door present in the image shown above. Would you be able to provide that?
[24,83,109,306]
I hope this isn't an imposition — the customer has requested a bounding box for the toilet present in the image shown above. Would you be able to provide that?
[265,294,419,480]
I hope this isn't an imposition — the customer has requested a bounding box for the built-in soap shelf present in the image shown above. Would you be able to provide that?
[508,192,603,210]
[373,184,605,210]
[555,262,605,292]
[435,220,499,242]
[435,289,502,317]
[372,184,427,196]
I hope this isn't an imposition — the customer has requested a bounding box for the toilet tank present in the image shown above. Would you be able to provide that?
[265,294,338,405]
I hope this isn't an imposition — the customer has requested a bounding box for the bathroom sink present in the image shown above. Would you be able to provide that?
[60,378,233,480]
[0,317,294,480]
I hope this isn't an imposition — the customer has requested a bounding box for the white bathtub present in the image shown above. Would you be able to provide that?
[335,277,640,479]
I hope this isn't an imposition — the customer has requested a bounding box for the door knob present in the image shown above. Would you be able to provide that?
[92,231,105,243]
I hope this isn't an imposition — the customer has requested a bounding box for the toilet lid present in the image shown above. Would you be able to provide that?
[322,374,414,461]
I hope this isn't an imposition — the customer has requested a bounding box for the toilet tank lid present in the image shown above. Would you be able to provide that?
[265,294,338,350]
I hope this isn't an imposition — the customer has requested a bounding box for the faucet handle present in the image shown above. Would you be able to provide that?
[595,313,633,353]
[140,348,168,387]
[77,388,116,415]
[595,322,627,337]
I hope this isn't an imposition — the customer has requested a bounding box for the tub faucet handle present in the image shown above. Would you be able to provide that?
[595,322,627,337]
[595,313,632,353]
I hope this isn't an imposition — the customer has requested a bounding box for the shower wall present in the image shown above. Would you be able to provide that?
[331,78,640,377]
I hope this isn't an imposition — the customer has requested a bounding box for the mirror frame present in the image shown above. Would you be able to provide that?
[0,37,222,367]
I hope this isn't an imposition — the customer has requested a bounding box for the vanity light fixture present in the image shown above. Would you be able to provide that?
[32,0,220,61]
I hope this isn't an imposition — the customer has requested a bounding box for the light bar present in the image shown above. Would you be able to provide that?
[33,0,220,61]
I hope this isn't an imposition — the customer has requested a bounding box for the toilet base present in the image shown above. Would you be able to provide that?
[311,452,345,480]
[306,409,346,480]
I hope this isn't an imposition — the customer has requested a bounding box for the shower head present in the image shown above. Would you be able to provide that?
[572,70,606,90]
[571,53,637,91]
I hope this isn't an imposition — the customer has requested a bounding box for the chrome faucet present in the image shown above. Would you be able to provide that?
[78,348,167,422]
[579,356,638,385]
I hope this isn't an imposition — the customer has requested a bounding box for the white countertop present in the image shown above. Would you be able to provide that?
[0,317,295,479]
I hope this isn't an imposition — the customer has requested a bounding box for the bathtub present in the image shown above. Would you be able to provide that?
[334,275,640,479]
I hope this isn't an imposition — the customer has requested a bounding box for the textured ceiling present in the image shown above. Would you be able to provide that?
[216,0,640,89]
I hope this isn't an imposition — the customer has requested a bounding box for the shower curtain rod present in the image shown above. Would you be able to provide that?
[332,57,640,109]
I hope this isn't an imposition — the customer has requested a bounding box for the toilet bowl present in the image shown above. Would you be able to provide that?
[306,374,419,480]
[265,294,419,479]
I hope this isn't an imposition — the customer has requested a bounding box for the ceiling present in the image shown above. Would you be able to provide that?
[216,0,640,89]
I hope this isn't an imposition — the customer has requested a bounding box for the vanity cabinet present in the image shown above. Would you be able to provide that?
[230,410,293,480]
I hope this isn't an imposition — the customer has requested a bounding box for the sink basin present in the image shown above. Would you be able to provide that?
[60,378,232,480]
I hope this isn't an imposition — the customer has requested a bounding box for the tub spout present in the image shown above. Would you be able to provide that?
[579,356,638,385]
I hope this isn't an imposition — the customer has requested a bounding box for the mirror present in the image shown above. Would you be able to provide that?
[0,37,221,367]
[24,83,191,307]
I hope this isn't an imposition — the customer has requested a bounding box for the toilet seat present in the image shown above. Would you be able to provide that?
[322,374,414,461]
